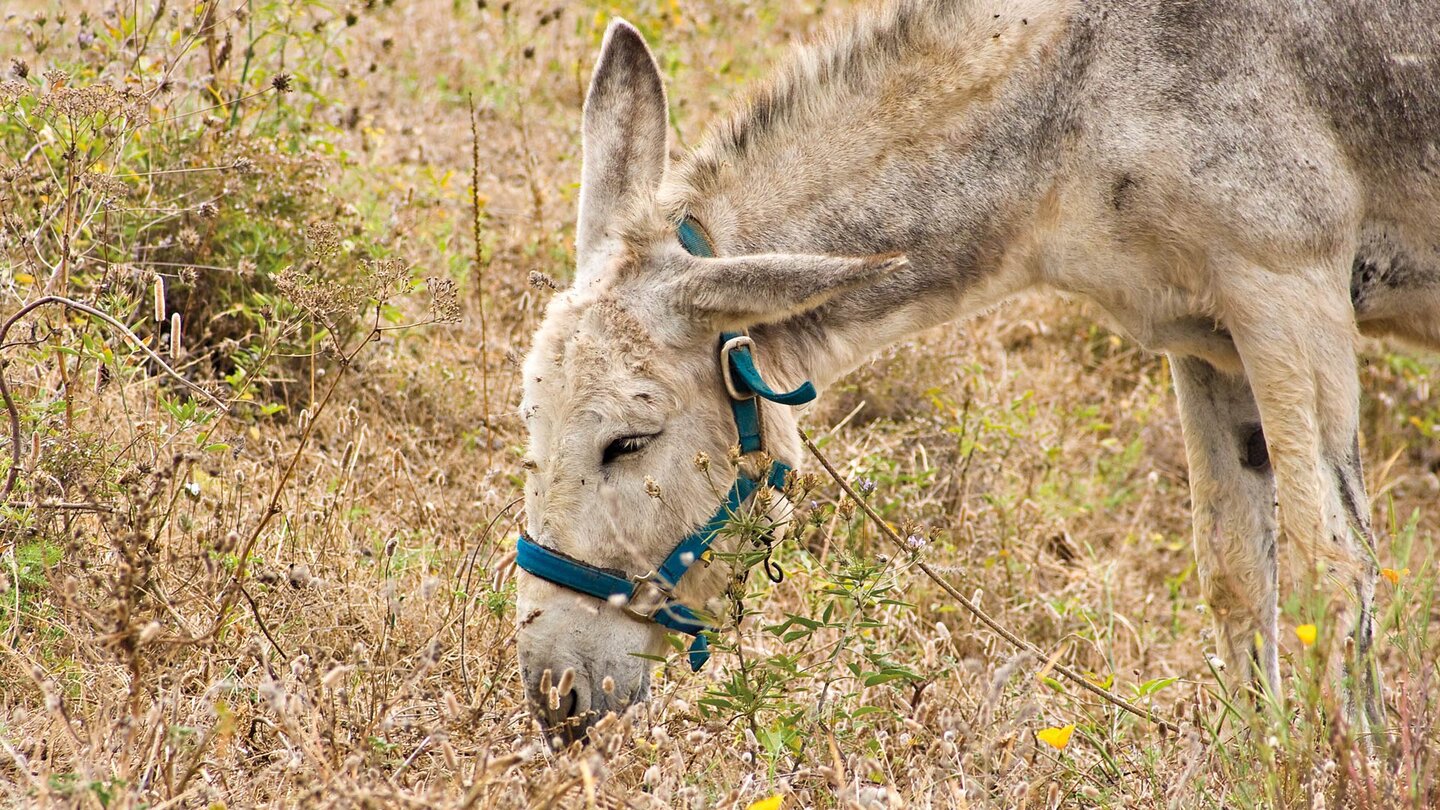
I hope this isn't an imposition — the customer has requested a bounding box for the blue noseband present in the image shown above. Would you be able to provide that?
[515,217,814,671]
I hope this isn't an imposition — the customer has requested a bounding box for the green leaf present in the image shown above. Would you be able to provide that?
[1133,676,1179,698]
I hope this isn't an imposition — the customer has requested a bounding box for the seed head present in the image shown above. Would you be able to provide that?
[287,563,312,589]
[169,312,182,357]
[271,73,293,93]
[644,476,662,499]
[427,276,461,323]
[0,81,26,107]
[305,221,340,258]
[10,58,27,79]
[138,621,162,645]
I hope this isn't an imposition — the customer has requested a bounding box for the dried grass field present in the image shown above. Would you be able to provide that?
[2,1,1439,807]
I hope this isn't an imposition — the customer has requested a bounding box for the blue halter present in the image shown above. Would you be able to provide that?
[515,217,815,671]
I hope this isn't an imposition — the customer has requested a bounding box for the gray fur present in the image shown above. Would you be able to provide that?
[517,1,1440,736]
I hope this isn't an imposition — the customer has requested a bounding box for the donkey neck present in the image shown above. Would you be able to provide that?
[668,1,1091,388]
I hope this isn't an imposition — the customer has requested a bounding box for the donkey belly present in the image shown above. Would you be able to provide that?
[1352,223,1440,351]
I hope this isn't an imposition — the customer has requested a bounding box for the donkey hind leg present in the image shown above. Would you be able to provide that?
[1171,355,1281,699]
[1223,271,1382,733]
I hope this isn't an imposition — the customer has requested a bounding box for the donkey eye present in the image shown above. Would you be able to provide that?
[602,434,657,465]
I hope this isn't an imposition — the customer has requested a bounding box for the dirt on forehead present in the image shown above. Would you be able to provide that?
[535,292,660,378]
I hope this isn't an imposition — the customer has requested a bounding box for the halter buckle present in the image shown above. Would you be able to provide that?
[625,571,672,621]
[719,334,756,401]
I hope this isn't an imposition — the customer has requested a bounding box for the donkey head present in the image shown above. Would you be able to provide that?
[515,20,906,742]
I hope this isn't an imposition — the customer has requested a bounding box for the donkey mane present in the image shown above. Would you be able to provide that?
[669,0,1069,222]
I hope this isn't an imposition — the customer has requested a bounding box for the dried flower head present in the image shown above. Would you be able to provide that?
[644,476,662,499]
[753,484,773,511]
[81,171,127,202]
[361,257,410,302]
[306,221,341,259]
[276,269,337,323]
[528,270,558,291]
[0,80,27,107]
[9,58,27,79]
[231,157,258,175]
[426,276,461,323]
[271,73,293,93]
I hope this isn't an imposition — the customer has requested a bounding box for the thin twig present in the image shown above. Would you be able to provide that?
[208,309,382,643]
[7,501,116,512]
[469,94,493,474]
[459,497,523,691]
[238,585,288,661]
[0,296,229,503]
[799,428,1185,737]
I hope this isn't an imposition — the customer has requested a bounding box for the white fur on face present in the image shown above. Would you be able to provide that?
[515,277,789,723]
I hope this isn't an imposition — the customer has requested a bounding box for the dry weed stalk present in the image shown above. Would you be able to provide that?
[0,296,227,504]
[801,429,1186,737]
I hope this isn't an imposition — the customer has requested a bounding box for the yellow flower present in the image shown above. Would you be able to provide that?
[746,796,783,810]
[1380,567,1409,585]
[1036,724,1075,750]
[14,272,34,285]
[1295,624,1318,647]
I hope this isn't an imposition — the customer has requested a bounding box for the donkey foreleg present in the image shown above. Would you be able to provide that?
[1171,355,1282,699]
[1222,269,1383,734]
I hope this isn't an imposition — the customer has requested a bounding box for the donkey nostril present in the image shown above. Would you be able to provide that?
[555,687,579,722]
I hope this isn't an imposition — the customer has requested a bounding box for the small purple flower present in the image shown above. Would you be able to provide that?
[856,477,877,495]
[905,533,927,551]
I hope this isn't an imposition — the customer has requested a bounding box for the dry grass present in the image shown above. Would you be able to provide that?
[2,2,1438,808]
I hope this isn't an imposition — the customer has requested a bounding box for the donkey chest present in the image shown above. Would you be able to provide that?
[1041,245,1243,372]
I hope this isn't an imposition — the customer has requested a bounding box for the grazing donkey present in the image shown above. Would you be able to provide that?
[514,0,1440,741]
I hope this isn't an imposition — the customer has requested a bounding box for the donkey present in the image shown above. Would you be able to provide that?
[514,0,1440,741]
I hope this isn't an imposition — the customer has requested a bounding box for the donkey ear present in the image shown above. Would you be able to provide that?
[574,20,668,289]
[669,252,909,327]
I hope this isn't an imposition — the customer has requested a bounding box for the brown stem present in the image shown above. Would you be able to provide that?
[208,318,379,643]
[469,95,493,476]
[1,296,228,504]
